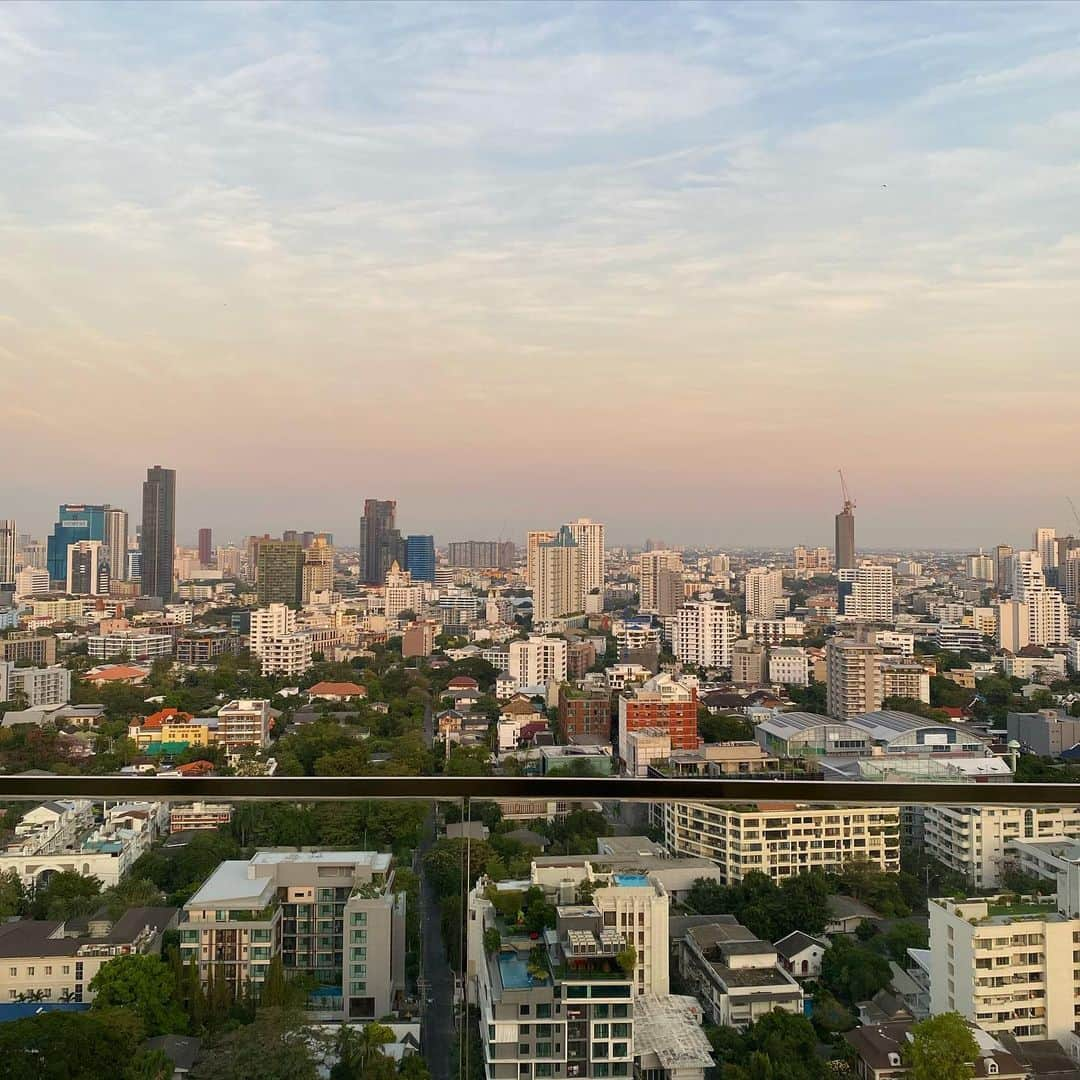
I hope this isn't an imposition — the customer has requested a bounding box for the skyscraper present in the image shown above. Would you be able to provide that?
[66,540,109,596]
[835,502,855,570]
[103,507,128,584]
[565,518,605,596]
[1035,527,1058,570]
[257,540,305,607]
[404,535,436,582]
[0,519,15,585]
[534,526,581,621]
[46,504,108,583]
[525,530,556,591]
[359,500,401,585]
[140,465,176,600]
[198,527,213,567]
[637,549,683,614]
[744,566,785,618]
[302,535,335,601]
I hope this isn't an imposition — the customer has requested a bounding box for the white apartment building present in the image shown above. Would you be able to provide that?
[843,565,895,620]
[1035,527,1058,571]
[924,805,1080,889]
[826,639,882,721]
[509,636,568,688]
[258,631,312,677]
[249,603,297,656]
[659,802,900,884]
[534,527,582,621]
[216,699,272,751]
[384,562,425,619]
[1002,653,1067,681]
[671,600,740,670]
[169,802,234,833]
[744,567,785,619]
[566,518,605,597]
[871,630,915,657]
[1069,639,1080,674]
[768,647,810,687]
[928,864,1080,1042]
[15,567,50,596]
[525,530,556,592]
[87,630,173,661]
[744,618,804,646]
[966,552,996,582]
[0,663,71,707]
[529,861,670,997]
[638,550,683,615]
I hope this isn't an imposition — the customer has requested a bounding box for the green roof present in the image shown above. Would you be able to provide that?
[143,741,190,755]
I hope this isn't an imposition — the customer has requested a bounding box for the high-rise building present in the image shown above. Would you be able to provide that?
[103,507,128,585]
[249,604,297,657]
[617,673,698,765]
[23,539,46,571]
[534,526,581,620]
[256,540,304,608]
[993,544,1014,591]
[302,535,334,600]
[835,499,856,571]
[965,551,995,582]
[731,639,767,685]
[637,550,683,614]
[655,567,685,618]
[744,567,785,619]
[282,530,299,544]
[843,564,895,621]
[446,540,515,570]
[0,519,15,585]
[671,600,740,670]
[1035,526,1058,570]
[404,535,436,581]
[825,639,882,720]
[198,528,212,567]
[566,518,605,597]
[508,635,568,687]
[792,546,831,573]
[525,530,556,591]
[1005,550,1069,646]
[384,561,424,619]
[140,466,176,600]
[66,540,109,596]
[359,500,401,585]
[47,504,108,583]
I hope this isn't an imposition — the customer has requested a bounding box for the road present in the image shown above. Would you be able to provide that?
[419,694,457,1080]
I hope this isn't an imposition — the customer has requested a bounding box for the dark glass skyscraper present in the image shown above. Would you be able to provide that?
[141,465,176,599]
[257,540,305,607]
[405,535,435,582]
[835,503,856,570]
[198,527,213,566]
[359,499,401,584]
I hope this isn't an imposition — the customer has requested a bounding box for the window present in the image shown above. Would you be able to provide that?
[612,1043,628,1058]
[350,981,366,993]
[594,1024,609,1039]
[519,1004,531,1016]
[519,1046,529,1056]
[612,1005,628,1018]
[27,967,34,977]
[62,966,70,976]
[537,1042,553,1058]
[351,912,367,926]
[44,966,52,976]
[8,991,15,1000]
[8,968,15,977]
[537,1004,551,1019]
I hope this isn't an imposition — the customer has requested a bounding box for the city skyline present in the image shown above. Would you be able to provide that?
[3,3,1080,547]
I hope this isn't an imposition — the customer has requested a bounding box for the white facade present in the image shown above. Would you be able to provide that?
[671,600,740,670]
[0,663,71,707]
[508,636,567,688]
[249,603,297,656]
[384,563,425,619]
[103,507,128,583]
[744,567,785,619]
[258,632,312,677]
[15,567,50,596]
[924,805,1080,888]
[768,647,809,687]
[87,631,173,661]
[566,518,605,596]
[1035,527,1058,571]
[661,802,900,884]
[844,564,895,620]
[216,699,272,750]
[66,540,109,596]
[745,618,804,646]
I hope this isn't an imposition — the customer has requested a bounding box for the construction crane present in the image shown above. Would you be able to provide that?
[838,469,856,512]
[1068,496,1080,534]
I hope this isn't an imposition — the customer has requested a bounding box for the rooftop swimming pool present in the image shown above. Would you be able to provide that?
[498,953,534,989]
[613,873,649,887]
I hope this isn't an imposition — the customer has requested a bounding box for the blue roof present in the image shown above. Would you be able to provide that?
[0,1002,90,1023]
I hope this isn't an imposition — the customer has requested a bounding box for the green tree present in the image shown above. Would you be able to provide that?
[0,1008,147,1080]
[483,927,502,955]
[332,1022,397,1080]
[191,1009,318,1080]
[616,945,637,975]
[90,953,186,1036]
[0,867,28,918]
[31,869,103,920]
[903,1012,979,1080]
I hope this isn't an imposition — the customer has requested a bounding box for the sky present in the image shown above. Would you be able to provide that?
[2,1,1080,550]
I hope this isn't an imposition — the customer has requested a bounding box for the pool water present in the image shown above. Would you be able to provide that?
[613,873,649,887]
[498,953,534,989]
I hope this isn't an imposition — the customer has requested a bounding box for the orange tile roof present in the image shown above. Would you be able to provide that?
[85,665,149,683]
[308,681,367,696]
[144,707,192,728]
[177,761,214,776]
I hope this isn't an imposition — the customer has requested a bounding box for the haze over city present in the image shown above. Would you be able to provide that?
[4,1,1080,545]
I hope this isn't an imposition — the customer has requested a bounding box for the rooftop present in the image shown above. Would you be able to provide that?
[186,861,277,907]
[632,994,715,1071]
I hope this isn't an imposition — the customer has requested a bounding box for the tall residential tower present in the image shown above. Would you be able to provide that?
[140,465,176,600]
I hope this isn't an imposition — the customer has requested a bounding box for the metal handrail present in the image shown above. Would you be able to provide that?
[0,775,1076,805]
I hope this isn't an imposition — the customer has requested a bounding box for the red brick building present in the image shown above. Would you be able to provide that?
[557,684,611,743]
[617,673,699,765]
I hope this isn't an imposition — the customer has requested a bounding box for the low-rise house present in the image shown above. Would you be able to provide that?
[677,921,803,1030]
[307,681,367,702]
[846,1020,1025,1080]
[774,931,828,979]
[827,895,881,935]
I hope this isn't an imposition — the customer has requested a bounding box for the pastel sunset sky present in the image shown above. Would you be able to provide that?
[3,2,1079,549]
